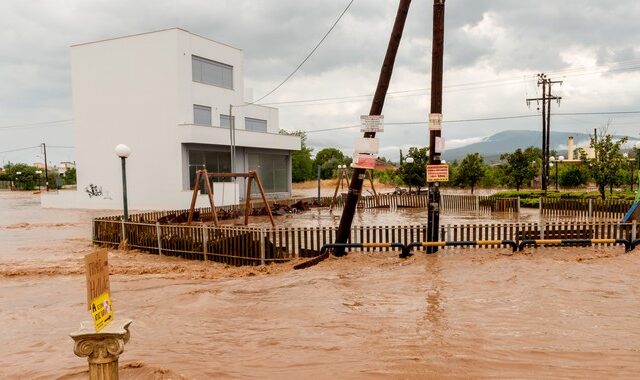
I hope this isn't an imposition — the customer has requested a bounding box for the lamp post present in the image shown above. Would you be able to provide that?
[115,144,131,221]
[35,170,42,191]
[405,157,414,194]
[15,171,21,191]
[624,152,631,191]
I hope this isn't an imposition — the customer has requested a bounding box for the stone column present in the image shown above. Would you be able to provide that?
[70,319,132,380]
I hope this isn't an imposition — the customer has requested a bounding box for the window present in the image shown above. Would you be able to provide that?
[193,105,211,126]
[220,114,235,129]
[188,149,231,189]
[245,117,267,132]
[248,153,288,194]
[192,55,233,89]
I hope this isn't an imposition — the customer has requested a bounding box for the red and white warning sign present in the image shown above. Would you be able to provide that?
[352,154,377,169]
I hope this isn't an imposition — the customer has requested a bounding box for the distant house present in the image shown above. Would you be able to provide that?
[43,28,300,210]
[58,161,76,175]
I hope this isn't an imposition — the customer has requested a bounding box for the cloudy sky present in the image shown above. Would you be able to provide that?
[2,0,640,165]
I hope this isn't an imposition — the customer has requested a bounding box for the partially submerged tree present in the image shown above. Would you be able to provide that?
[454,153,486,194]
[399,147,428,193]
[280,130,314,182]
[500,147,539,191]
[579,125,628,199]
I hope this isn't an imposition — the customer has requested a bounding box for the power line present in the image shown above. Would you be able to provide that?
[304,111,640,133]
[0,146,40,154]
[0,119,73,130]
[252,0,355,104]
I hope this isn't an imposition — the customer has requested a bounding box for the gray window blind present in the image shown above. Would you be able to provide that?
[192,56,233,89]
[219,114,235,129]
[245,117,267,132]
[193,105,211,126]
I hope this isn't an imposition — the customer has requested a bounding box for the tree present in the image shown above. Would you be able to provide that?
[314,148,346,179]
[579,126,628,200]
[3,163,38,190]
[280,130,314,182]
[399,147,428,193]
[62,167,77,185]
[500,147,539,191]
[455,153,486,193]
[559,165,589,188]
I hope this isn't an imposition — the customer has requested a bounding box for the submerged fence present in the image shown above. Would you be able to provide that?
[0,180,11,190]
[540,197,633,220]
[93,217,639,266]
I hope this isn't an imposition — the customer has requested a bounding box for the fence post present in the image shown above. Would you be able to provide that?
[260,228,266,264]
[539,197,542,215]
[633,220,637,242]
[202,224,207,261]
[120,219,126,245]
[156,222,162,256]
[476,196,480,212]
[588,199,593,218]
[517,197,521,214]
[539,221,545,241]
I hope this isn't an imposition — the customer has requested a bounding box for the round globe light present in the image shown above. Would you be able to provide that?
[550,156,556,162]
[115,144,132,158]
[441,160,447,164]
[549,162,554,167]
[350,163,355,168]
[16,171,22,175]
[35,170,42,174]
[406,157,415,164]
[558,155,565,161]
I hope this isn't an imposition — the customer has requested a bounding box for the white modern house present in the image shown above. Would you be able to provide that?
[42,28,300,210]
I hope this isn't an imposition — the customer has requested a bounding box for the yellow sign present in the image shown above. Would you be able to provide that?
[85,249,110,310]
[90,291,114,332]
[427,164,449,182]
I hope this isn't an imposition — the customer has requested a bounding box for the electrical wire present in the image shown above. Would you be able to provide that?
[252,0,355,104]
[0,146,40,154]
[0,119,73,130]
[304,111,640,133]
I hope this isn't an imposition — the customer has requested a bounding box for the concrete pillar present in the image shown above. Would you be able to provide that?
[70,320,132,380]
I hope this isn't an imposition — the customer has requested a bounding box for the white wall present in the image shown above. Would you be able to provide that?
[44,28,297,211]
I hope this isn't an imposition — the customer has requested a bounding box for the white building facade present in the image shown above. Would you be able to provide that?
[43,28,300,210]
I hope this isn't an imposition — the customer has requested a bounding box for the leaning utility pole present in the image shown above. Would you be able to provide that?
[425,0,446,253]
[41,142,49,191]
[527,74,561,191]
[333,0,412,256]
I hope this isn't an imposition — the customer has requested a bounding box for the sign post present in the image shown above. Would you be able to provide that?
[71,249,131,380]
[84,249,113,332]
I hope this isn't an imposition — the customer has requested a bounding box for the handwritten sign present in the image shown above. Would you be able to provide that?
[85,249,110,310]
[90,292,114,332]
[427,164,449,182]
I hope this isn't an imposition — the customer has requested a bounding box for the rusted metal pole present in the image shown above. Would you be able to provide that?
[333,0,412,256]
[426,0,445,253]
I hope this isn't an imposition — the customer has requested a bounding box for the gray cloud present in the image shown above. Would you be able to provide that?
[2,0,640,164]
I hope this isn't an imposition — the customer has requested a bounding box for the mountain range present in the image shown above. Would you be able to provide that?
[443,130,639,163]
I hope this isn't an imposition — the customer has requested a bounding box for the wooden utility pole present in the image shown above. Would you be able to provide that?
[426,0,446,253]
[527,74,561,191]
[333,0,412,256]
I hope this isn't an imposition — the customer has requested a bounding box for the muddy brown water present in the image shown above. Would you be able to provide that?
[1,191,639,379]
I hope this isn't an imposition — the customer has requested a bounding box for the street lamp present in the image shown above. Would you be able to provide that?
[115,144,131,221]
[405,157,414,194]
[35,170,42,191]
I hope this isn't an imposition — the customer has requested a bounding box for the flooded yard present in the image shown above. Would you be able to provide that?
[1,191,639,379]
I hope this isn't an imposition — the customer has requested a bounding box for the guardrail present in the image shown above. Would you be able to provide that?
[293,242,409,270]
[518,238,631,252]
[408,240,518,253]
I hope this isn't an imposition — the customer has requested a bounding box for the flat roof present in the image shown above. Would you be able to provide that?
[70,27,242,51]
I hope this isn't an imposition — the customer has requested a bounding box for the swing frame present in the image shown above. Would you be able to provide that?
[187,169,275,227]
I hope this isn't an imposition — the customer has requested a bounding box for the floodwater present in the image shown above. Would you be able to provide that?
[1,191,640,379]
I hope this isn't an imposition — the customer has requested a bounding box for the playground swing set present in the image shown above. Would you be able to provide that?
[329,168,382,211]
[186,169,275,227]
[622,174,640,222]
